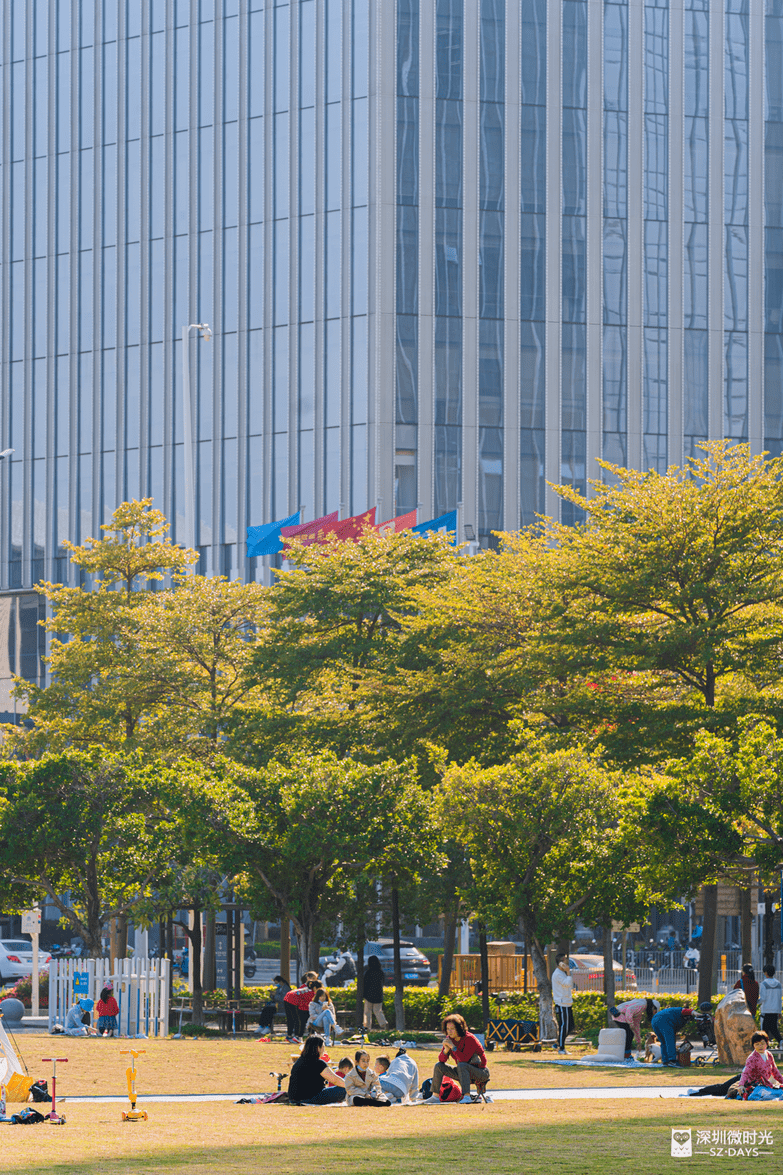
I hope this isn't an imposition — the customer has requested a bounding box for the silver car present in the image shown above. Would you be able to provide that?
[0,938,51,982]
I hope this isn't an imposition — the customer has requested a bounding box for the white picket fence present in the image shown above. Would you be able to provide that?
[48,957,170,1038]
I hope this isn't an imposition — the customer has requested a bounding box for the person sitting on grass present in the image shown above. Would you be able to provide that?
[287,1034,346,1105]
[63,997,98,1037]
[308,986,344,1046]
[96,984,120,1037]
[423,1014,491,1104]
[739,1031,783,1100]
[375,1049,420,1103]
[344,1050,391,1107]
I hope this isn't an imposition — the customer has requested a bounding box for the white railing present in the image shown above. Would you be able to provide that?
[48,957,170,1038]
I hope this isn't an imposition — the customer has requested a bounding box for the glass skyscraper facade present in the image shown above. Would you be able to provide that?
[0,0,779,710]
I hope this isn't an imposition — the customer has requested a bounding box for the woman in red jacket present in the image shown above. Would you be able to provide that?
[424,1014,491,1104]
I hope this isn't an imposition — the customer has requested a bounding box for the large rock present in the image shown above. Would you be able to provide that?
[714,990,756,1067]
[0,997,25,1022]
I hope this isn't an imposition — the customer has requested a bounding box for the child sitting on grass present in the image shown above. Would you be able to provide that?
[344,1051,391,1107]
[336,1057,353,1080]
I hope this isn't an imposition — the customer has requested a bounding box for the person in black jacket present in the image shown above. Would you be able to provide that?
[363,955,388,1030]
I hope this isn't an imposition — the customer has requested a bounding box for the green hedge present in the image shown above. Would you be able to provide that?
[193,985,721,1037]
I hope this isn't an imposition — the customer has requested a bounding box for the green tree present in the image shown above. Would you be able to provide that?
[0,751,181,956]
[132,573,269,754]
[185,751,440,976]
[6,501,196,753]
[237,529,458,763]
[435,739,675,1036]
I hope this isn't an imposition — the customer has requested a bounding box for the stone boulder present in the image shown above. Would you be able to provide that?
[0,997,25,1022]
[714,989,756,1067]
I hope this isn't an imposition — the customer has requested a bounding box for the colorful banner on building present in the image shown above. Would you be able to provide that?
[279,511,340,547]
[411,510,458,541]
[375,509,418,535]
[246,511,301,557]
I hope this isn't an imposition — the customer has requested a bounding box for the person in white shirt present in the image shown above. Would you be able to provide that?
[760,964,783,1045]
[551,953,574,1054]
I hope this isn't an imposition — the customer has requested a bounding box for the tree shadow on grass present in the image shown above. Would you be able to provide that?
[12,1109,720,1175]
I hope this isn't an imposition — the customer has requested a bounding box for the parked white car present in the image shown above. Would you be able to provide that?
[0,939,51,983]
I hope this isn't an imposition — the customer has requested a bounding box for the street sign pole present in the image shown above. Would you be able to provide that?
[22,908,42,1017]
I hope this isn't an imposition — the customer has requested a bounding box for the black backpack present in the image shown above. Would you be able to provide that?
[11,1108,45,1125]
[30,1080,51,1103]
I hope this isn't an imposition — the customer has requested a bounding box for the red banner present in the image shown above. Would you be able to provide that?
[375,509,418,536]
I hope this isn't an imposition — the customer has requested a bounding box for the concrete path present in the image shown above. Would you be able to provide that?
[61,1085,699,1104]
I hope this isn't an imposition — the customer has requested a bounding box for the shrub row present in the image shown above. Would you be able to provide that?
[197,985,720,1037]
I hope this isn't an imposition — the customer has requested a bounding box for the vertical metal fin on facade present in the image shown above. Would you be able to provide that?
[93,0,105,535]
[462,0,479,537]
[708,0,724,439]
[237,0,250,579]
[369,0,396,523]
[586,0,603,486]
[23,3,34,582]
[140,2,151,502]
[503,0,521,532]
[748,0,764,454]
[545,0,562,519]
[626,0,643,471]
[163,0,176,531]
[287,0,300,522]
[45,0,58,584]
[668,0,684,466]
[212,4,225,573]
[418,0,435,520]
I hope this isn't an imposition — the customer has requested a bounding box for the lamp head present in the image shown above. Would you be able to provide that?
[199,324,212,342]
[0,448,14,461]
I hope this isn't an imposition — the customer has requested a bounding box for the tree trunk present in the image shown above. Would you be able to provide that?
[740,882,752,966]
[438,898,459,1000]
[309,936,321,975]
[478,923,491,1029]
[603,926,616,1025]
[188,908,204,1026]
[391,885,405,1031]
[698,884,718,1006]
[203,910,216,991]
[355,934,365,1032]
[530,933,557,1040]
[765,892,775,968]
[280,914,291,985]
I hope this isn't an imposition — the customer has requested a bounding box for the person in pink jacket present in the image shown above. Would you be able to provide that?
[610,998,660,1057]
[739,1031,783,1099]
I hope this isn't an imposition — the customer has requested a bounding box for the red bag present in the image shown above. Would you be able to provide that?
[439,1076,462,1102]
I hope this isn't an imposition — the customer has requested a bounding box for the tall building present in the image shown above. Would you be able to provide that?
[0,0,779,711]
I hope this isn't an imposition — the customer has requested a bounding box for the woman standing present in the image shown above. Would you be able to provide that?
[363,955,388,1030]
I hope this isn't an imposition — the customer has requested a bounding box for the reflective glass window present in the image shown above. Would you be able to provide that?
[562,216,586,322]
[562,2,587,109]
[398,96,419,205]
[436,0,463,100]
[396,315,418,425]
[435,207,463,317]
[520,106,546,215]
[436,100,463,208]
[520,213,546,321]
[521,0,547,107]
[603,219,627,325]
[434,317,462,426]
[644,221,668,328]
[479,211,504,319]
[397,205,419,315]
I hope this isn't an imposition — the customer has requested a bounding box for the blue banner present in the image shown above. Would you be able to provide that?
[412,510,458,543]
[73,971,89,995]
[246,511,301,557]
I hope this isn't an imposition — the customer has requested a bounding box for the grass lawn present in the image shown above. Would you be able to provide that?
[4,1035,775,1175]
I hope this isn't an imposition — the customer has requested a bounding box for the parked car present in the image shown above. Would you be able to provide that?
[365,940,432,986]
[0,939,51,982]
[568,954,637,991]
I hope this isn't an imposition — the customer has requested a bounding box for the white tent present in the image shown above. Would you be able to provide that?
[0,1016,26,1094]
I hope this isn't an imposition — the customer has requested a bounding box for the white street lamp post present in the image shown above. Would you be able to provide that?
[181,323,212,558]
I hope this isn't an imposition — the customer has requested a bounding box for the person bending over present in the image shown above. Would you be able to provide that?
[424,1014,490,1104]
[283,972,319,1041]
[650,1005,693,1067]
[64,997,98,1037]
[739,1031,783,1100]
[376,1049,420,1103]
[344,1051,391,1107]
[287,1034,346,1105]
[610,998,660,1058]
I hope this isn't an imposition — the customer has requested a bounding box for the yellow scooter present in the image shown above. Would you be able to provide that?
[120,1050,148,1122]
